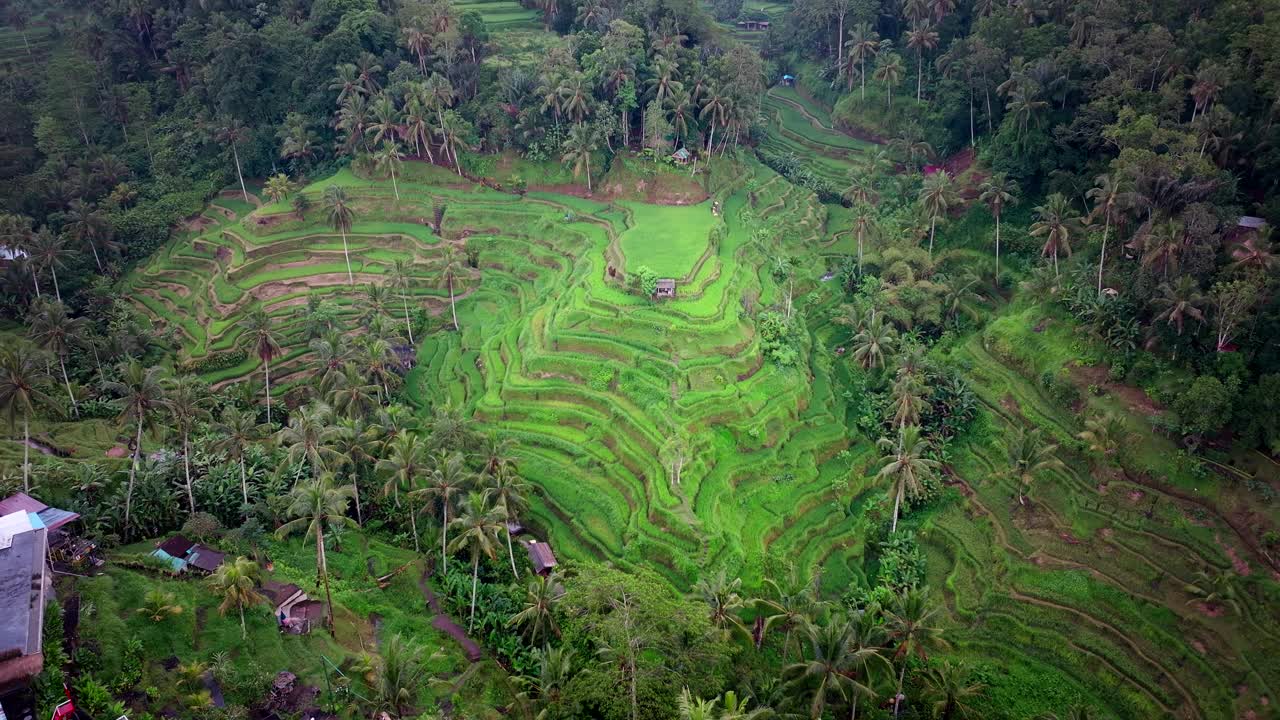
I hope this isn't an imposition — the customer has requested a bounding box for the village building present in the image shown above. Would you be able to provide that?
[780,74,795,86]
[526,540,558,576]
[0,509,51,720]
[671,147,692,165]
[151,535,225,574]
[654,278,676,299]
[737,19,770,30]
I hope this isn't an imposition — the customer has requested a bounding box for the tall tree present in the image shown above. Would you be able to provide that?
[561,123,599,193]
[978,174,1018,282]
[207,556,265,640]
[377,434,428,552]
[27,300,86,418]
[28,227,66,303]
[1005,426,1064,505]
[447,491,506,631]
[211,407,265,508]
[415,450,474,574]
[844,22,880,98]
[439,245,466,332]
[875,425,938,533]
[164,375,213,515]
[375,141,405,202]
[0,345,52,492]
[485,467,531,576]
[388,259,417,345]
[874,53,905,109]
[509,572,562,646]
[1085,173,1128,295]
[239,309,283,424]
[1030,193,1078,277]
[214,117,252,203]
[887,589,948,717]
[919,171,954,258]
[323,185,357,284]
[276,475,357,634]
[905,22,940,102]
[103,361,166,531]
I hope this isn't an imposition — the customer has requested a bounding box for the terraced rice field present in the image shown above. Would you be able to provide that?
[0,22,55,63]
[761,85,877,188]
[455,0,541,30]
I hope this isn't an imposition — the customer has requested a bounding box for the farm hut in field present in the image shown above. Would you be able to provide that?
[654,279,676,299]
[151,534,196,573]
[186,545,225,574]
[780,74,795,86]
[527,540,558,576]
[671,147,692,165]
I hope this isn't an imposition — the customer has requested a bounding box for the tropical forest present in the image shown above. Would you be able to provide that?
[0,0,1277,719]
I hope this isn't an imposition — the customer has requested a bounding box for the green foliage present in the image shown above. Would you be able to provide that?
[633,265,658,297]
[1171,374,1238,437]
[757,310,799,366]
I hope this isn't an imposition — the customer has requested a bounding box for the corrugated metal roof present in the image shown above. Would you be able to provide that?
[0,510,45,663]
[0,493,47,517]
[150,549,188,573]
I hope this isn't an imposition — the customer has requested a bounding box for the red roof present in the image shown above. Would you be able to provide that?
[157,535,196,557]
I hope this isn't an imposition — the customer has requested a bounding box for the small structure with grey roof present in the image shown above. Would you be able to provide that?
[186,545,225,574]
[526,540,558,576]
[654,278,676,299]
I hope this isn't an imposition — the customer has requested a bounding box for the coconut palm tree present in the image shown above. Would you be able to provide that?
[876,425,938,533]
[239,309,283,423]
[28,227,66,303]
[64,199,110,271]
[978,174,1018,281]
[27,299,86,418]
[845,22,880,98]
[103,360,166,531]
[1227,227,1278,274]
[485,466,531,575]
[214,117,252,203]
[212,407,266,507]
[922,659,984,719]
[1030,193,1078,277]
[377,434,428,552]
[323,185,357,284]
[782,618,878,719]
[919,171,954,258]
[437,110,470,176]
[439,245,466,332]
[905,22,940,101]
[369,634,434,719]
[276,474,357,633]
[844,174,879,208]
[700,86,729,154]
[136,590,184,623]
[1085,173,1129,294]
[752,571,824,658]
[1076,413,1128,471]
[1005,426,1064,505]
[853,311,898,370]
[0,344,52,492]
[561,123,599,193]
[388,258,417,345]
[887,588,948,717]
[509,571,562,646]
[874,53,905,109]
[208,556,265,640]
[375,141,405,201]
[447,491,506,631]
[1152,276,1207,335]
[164,375,213,514]
[264,173,291,205]
[415,450,474,573]
[695,570,751,643]
[277,403,346,479]
[851,203,878,274]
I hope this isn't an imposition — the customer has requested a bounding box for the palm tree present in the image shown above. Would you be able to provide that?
[752,571,823,658]
[485,467,531,575]
[103,361,166,531]
[919,171,954,258]
[978,174,1019,281]
[1005,426,1064,505]
[447,491,506,631]
[783,619,876,719]
[375,141,405,201]
[0,345,52,492]
[700,86,729,154]
[207,556,265,640]
[844,174,878,207]
[276,475,357,633]
[874,53,905,109]
[887,588,948,717]
[323,185,357,284]
[416,451,474,574]
[330,63,367,105]
[561,124,599,193]
[845,22,880,98]
[853,311,897,370]
[1227,227,1278,274]
[377,434,428,552]
[329,363,379,420]
[876,425,938,533]
[1007,88,1049,141]
[1085,173,1128,294]
[437,110,470,177]
[277,403,346,479]
[64,199,109,271]
[239,309,283,423]
[851,203,878,274]
[388,259,417,345]
[1076,413,1127,470]
[905,23,940,101]
[27,300,86,418]
[510,571,562,646]
[164,375,213,514]
[212,407,265,507]
[136,590,184,623]
[28,227,66,303]
[368,95,402,149]
[369,635,433,718]
[1030,193,1078,277]
[214,117,252,203]
[695,571,750,643]
[264,173,291,205]
[922,660,984,719]
[1152,276,1206,335]
[439,245,466,332]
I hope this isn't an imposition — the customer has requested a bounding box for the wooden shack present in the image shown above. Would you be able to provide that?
[654,278,676,299]
[527,540,558,576]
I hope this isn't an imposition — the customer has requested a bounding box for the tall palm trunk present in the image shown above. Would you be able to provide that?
[126,415,143,532]
[50,265,62,303]
[89,239,103,271]
[317,525,336,635]
[239,605,247,640]
[506,526,518,576]
[448,274,459,331]
[182,432,195,513]
[340,226,354,284]
[891,481,903,533]
[917,51,923,101]
[894,663,907,717]
[31,268,40,299]
[402,298,415,344]
[232,142,250,203]
[390,166,400,201]
[59,355,78,418]
[408,499,419,552]
[861,58,867,100]
[239,455,249,506]
[1097,217,1109,295]
[994,211,1001,281]
[263,358,272,424]
[585,160,592,193]
[928,214,937,257]
[468,553,480,631]
[441,502,450,573]
[22,415,30,492]
[857,227,865,274]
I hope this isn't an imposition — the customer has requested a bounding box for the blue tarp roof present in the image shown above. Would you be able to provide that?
[150,548,187,573]
[782,74,795,79]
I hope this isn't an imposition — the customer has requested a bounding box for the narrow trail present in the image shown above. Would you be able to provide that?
[416,568,482,662]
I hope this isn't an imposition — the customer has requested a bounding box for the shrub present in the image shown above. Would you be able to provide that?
[633,265,658,297]
[178,348,248,375]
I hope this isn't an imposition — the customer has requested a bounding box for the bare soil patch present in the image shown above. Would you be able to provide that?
[1068,364,1165,416]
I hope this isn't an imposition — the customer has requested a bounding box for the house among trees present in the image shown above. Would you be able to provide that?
[0,508,51,720]
[526,540,558,576]
[0,493,99,570]
[654,278,677,299]
[671,147,692,165]
[150,535,224,574]
[780,74,795,86]
[738,19,770,30]
[261,580,323,634]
